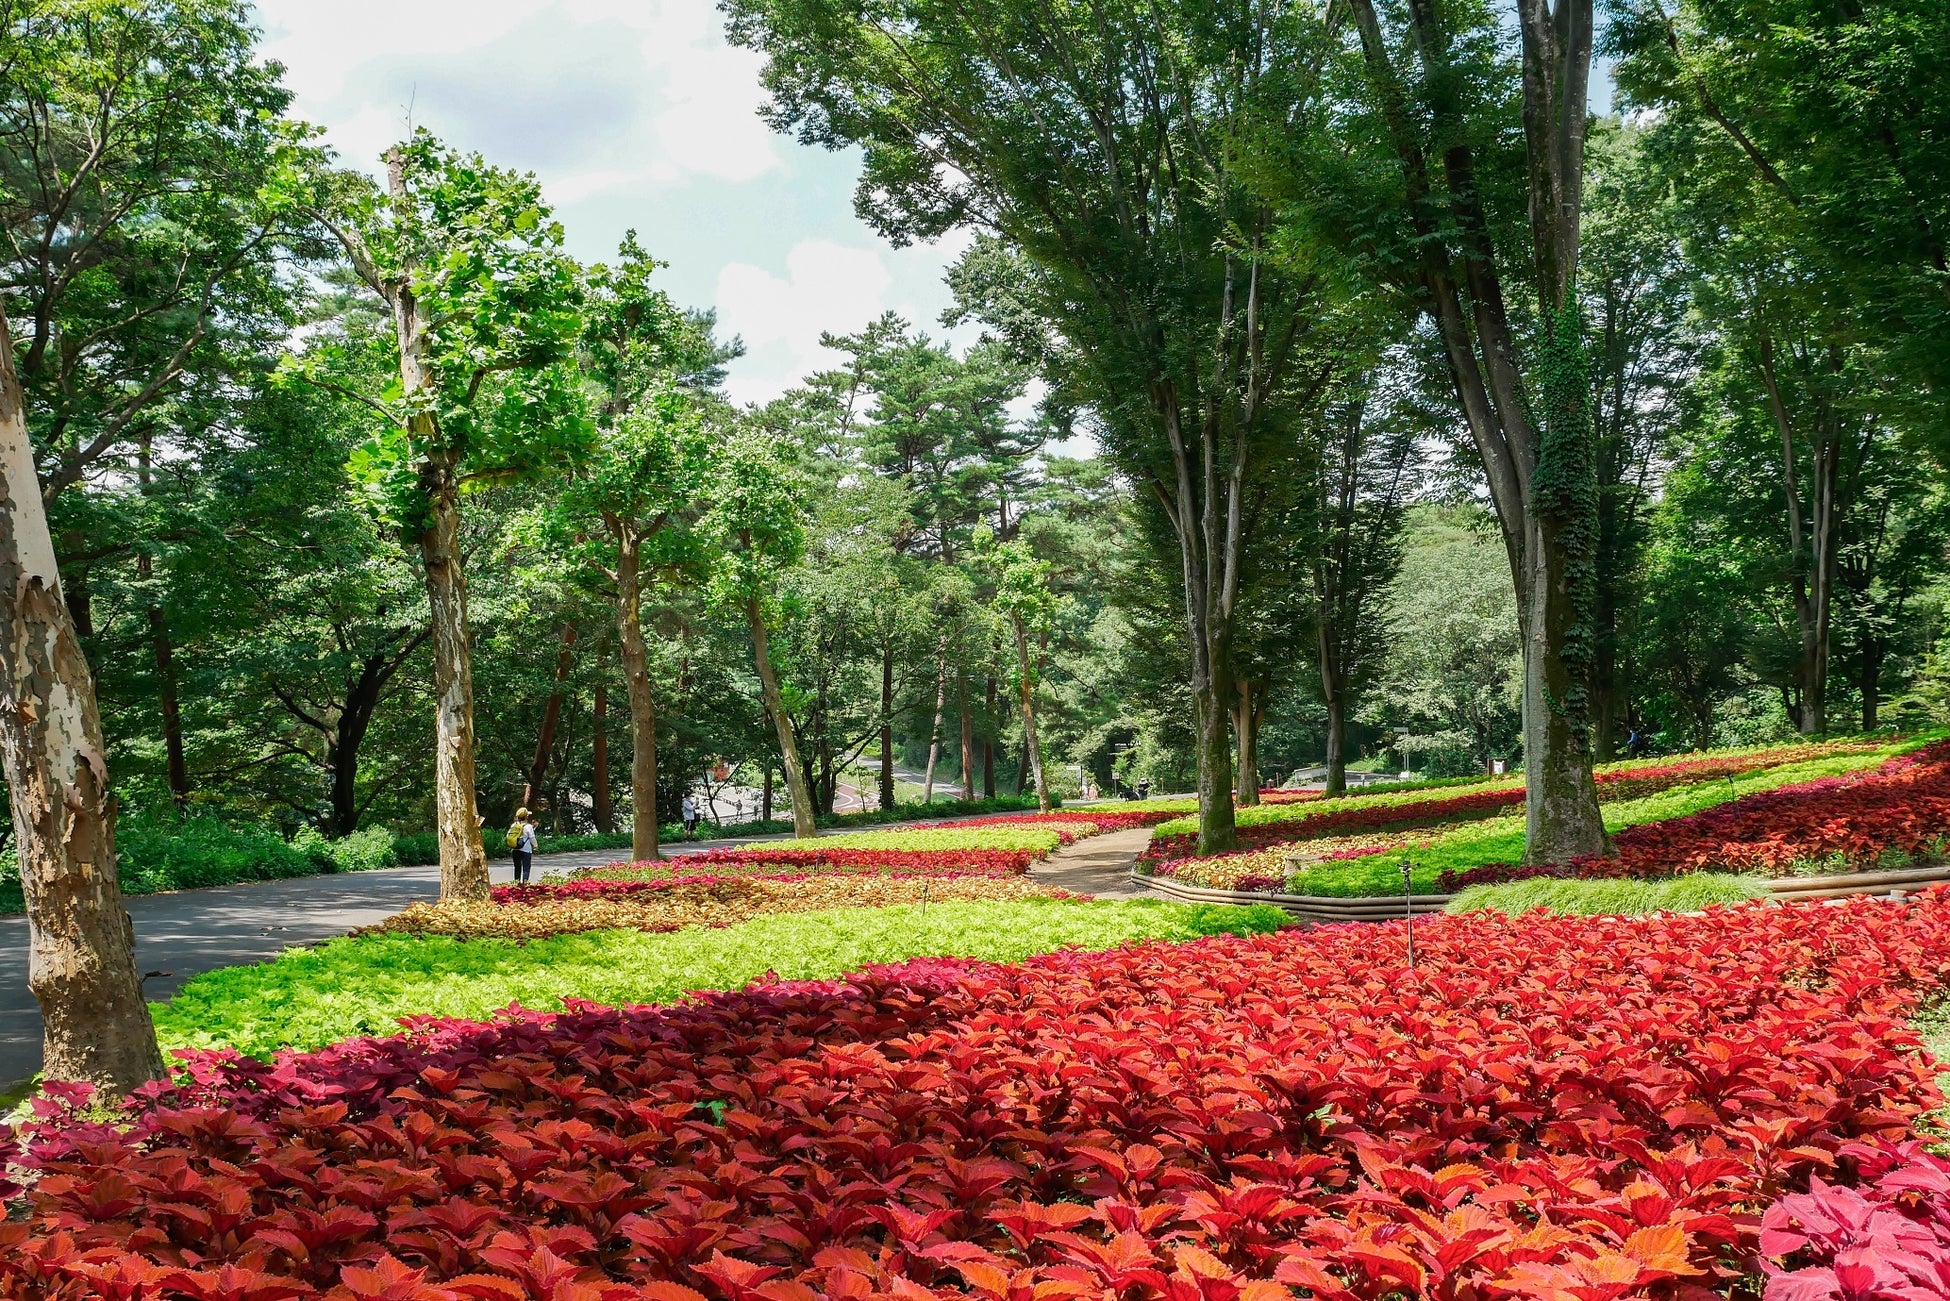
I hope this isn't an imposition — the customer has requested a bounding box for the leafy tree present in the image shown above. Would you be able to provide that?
[707,429,816,836]
[307,131,589,899]
[1300,0,1612,861]
[976,526,1059,813]
[725,0,1344,855]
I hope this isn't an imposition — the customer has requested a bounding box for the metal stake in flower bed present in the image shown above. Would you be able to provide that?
[1401,857,1415,971]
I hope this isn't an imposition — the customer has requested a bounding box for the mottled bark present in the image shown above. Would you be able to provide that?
[0,303,162,1095]
[747,597,815,838]
[523,623,578,809]
[418,461,489,900]
[616,537,661,862]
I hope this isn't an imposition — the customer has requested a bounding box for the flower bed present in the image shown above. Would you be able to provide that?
[369,875,1075,939]
[1443,740,1950,891]
[573,845,1045,882]
[10,893,1950,1298]
[1152,737,1889,856]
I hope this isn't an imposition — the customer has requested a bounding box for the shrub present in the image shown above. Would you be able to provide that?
[1759,1140,1950,1299]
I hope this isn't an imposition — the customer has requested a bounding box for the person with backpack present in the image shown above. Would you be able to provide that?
[508,808,538,883]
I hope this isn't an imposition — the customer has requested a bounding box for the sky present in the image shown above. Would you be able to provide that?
[250,0,972,405]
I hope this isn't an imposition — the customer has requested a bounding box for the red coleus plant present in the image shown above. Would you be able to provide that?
[7,895,1950,1299]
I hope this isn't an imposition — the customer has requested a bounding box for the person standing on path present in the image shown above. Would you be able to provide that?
[512,809,538,883]
[681,794,699,840]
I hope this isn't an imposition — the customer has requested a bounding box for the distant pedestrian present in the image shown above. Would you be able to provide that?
[510,808,538,883]
[681,794,699,839]
[1626,727,1648,759]
[1137,779,1151,800]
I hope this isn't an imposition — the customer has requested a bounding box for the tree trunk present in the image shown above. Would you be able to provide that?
[523,623,578,809]
[878,644,896,810]
[923,643,947,802]
[329,645,410,838]
[762,765,774,822]
[0,303,162,1096]
[747,597,815,837]
[134,445,189,811]
[982,674,997,798]
[591,676,613,833]
[1009,615,1051,813]
[1757,326,1840,737]
[958,672,975,800]
[1317,612,1348,796]
[385,150,487,901]
[1234,679,1261,806]
[617,536,661,862]
[419,463,489,900]
[1862,636,1882,731]
[1347,0,1608,865]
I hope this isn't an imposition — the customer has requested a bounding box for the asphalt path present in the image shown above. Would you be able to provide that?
[0,804,1159,1089]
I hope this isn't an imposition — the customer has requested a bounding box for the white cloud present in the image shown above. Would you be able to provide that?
[715,240,897,402]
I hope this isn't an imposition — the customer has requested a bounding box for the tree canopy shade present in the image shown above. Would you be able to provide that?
[722,0,1347,855]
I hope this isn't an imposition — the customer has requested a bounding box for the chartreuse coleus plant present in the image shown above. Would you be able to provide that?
[150,897,1289,1057]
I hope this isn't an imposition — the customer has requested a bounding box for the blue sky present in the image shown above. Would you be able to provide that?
[252,0,971,404]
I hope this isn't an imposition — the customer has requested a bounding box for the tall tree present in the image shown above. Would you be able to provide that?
[708,430,817,837]
[309,131,589,899]
[724,0,1338,855]
[1310,0,1611,861]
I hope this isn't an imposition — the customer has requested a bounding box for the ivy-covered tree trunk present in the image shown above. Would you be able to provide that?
[616,535,661,862]
[0,304,163,1096]
[746,597,816,838]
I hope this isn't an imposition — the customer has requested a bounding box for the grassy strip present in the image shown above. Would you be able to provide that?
[1282,743,1915,897]
[152,897,1291,1059]
[1446,873,1766,917]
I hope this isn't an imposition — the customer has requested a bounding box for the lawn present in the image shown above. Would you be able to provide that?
[151,896,1291,1059]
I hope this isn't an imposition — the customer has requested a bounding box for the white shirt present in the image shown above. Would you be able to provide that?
[517,823,537,852]
[682,797,696,818]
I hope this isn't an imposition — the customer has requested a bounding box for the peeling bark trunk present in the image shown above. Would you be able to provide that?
[591,677,613,834]
[523,623,578,809]
[384,150,487,901]
[1009,614,1051,813]
[418,463,488,900]
[617,536,661,862]
[0,303,162,1095]
[747,596,815,838]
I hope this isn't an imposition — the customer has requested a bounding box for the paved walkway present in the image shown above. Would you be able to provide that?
[0,809,1153,1088]
[1028,826,1156,898]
